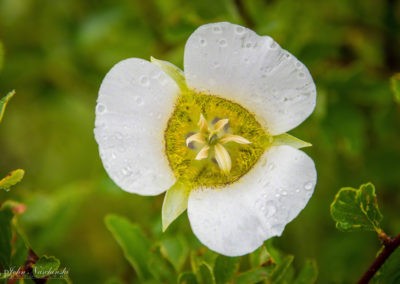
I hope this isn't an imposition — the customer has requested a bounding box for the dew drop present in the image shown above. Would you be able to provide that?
[295,62,302,69]
[235,26,245,35]
[270,41,278,49]
[298,72,305,78]
[199,38,207,46]
[282,190,288,196]
[218,39,227,47]
[212,61,220,69]
[96,104,106,114]
[304,182,313,191]
[267,163,275,171]
[264,200,277,217]
[140,76,150,86]
[135,96,144,106]
[212,25,222,33]
[245,42,252,48]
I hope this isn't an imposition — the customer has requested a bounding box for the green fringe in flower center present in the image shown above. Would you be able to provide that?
[164,90,271,189]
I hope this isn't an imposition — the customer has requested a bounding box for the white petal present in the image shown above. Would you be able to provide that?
[187,145,317,256]
[184,22,316,135]
[95,58,179,196]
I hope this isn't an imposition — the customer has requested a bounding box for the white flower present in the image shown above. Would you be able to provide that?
[95,22,317,256]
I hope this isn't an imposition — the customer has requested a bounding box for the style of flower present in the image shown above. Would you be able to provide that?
[95,22,317,256]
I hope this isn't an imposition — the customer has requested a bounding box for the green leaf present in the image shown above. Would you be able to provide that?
[269,255,295,284]
[178,272,198,284]
[0,207,13,267]
[105,214,152,279]
[159,236,189,272]
[162,180,189,231]
[272,133,312,149]
[234,267,273,284]
[10,230,29,268]
[374,244,400,283]
[249,245,270,267]
[33,256,61,278]
[0,90,15,124]
[330,183,383,232]
[391,73,400,104]
[150,56,187,91]
[198,262,216,284]
[294,259,318,284]
[0,41,3,71]
[0,169,25,191]
[213,255,240,284]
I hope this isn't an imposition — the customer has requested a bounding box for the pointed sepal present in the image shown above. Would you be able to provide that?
[150,57,188,92]
[271,133,312,149]
[162,180,190,232]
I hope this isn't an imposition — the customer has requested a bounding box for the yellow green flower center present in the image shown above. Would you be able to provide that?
[165,90,271,189]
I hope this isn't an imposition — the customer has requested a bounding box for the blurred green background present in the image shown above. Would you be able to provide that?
[0,0,400,283]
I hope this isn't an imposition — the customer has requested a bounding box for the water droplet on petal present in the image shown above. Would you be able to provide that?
[96,104,106,114]
[135,96,144,105]
[267,163,275,171]
[212,25,222,33]
[304,182,313,191]
[218,38,227,47]
[199,38,207,46]
[235,26,245,35]
[140,76,150,86]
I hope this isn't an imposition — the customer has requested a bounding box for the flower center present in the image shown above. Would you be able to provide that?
[165,91,271,189]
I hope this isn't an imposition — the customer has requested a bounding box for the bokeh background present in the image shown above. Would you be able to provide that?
[1,0,400,283]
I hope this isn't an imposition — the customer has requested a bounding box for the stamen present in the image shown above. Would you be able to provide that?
[214,118,229,132]
[198,114,209,133]
[186,133,205,146]
[220,134,252,145]
[195,145,210,160]
[214,143,232,174]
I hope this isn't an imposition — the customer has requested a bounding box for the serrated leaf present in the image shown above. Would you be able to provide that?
[234,267,273,284]
[272,133,312,149]
[294,259,318,284]
[150,57,187,91]
[331,183,382,232]
[0,169,25,191]
[159,236,189,272]
[213,255,240,284]
[178,272,198,284]
[198,262,216,284]
[0,90,15,124]
[105,214,152,279]
[33,256,60,278]
[391,73,400,104]
[162,180,189,231]
[269,255,295,284]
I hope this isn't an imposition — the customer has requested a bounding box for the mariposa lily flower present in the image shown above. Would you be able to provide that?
[95,22,317,256]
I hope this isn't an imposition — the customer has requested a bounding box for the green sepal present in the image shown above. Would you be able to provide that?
[330,182,383,232]
[272,133,312,149]
[0,169,25,192]
[150,57,188,92]
[162,180,190,232]
[0,90,15,124]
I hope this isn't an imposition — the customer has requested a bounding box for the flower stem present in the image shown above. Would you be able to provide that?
[358,233,400,284]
